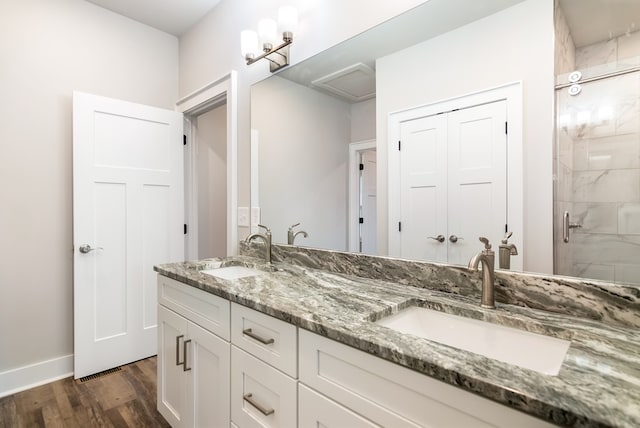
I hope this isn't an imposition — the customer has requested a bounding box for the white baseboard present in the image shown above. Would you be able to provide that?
[0,354,73,398]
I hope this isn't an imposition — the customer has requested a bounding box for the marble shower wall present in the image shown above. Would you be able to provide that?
[556,68,640,284]
[553,1,575,76]
[575,29,640,70]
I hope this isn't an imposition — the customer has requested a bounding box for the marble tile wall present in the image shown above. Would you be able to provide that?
[575,29,640,70]
[554,2,575,76]
[556,65,640,284]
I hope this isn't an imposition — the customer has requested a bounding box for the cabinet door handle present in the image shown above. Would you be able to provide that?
[183,339,192,372]
[242,328,275,345]
[176,335,185,367]
[243,393,275,416]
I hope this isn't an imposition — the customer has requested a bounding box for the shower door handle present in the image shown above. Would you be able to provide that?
[563,211,582,243]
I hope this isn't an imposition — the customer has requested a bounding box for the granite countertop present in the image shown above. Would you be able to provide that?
[155,256,640,428]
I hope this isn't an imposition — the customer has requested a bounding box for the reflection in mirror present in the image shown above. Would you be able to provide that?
[554,0,640,285]
[251,0,640,285]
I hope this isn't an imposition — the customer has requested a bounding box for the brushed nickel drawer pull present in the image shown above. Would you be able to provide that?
[176,335,184,367]
[183,339,192,372]
[243,393,275,416]
[243,328,275,345]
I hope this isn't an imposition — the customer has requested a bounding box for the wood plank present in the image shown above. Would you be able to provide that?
[0,357,168,428]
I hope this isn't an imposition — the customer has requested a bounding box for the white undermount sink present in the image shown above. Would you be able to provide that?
[201,266,264,280]
[376,306,570,376]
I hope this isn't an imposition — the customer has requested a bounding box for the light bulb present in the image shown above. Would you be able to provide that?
[241,30,259,59]
[278,5,298,35]
[258,18,278,49]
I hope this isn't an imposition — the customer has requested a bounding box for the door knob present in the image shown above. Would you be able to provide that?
[428,235,445,243]
[449,235,463,243]
[79,244,103,254]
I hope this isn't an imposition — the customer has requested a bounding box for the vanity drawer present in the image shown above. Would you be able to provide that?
[231,346,297,428]
[231,302,297,377]
[299,330,555,428]
[157,274,230,340]
[299,384,378,428]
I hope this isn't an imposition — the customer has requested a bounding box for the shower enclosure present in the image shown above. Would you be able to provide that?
[555,57,640,284]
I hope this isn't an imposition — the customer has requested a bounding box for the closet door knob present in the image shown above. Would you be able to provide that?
[449,235,463,243]
[428,235,445,243]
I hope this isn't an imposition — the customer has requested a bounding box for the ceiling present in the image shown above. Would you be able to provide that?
[85,0,221,35]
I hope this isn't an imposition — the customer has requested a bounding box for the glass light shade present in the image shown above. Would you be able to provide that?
[258,18,278,46]
[241,30,259,58]
[278,6,298,33]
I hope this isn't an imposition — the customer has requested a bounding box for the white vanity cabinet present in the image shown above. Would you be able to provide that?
[157,276,231,428]
[230,302,298,428]
[157,275,556,428]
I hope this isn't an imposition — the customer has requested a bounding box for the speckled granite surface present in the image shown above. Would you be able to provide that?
[155,253,640,428]
[240,242,640,329]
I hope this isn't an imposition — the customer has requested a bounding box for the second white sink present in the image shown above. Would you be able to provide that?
[201,266,264,280]
[376,306,570,376]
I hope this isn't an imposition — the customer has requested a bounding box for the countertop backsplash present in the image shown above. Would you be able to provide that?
[239,242,640,329]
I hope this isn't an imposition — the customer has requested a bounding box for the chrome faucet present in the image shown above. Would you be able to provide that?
[467,237,496,309]
[498,231,518,270]
[245,224,272,263]
[287,223,308,245]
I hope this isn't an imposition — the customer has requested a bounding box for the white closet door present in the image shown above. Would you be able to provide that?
[447,100,507,265]
[399,114,448,262]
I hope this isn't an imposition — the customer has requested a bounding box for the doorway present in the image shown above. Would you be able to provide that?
[177,72,238,260]
[349,140,377,254]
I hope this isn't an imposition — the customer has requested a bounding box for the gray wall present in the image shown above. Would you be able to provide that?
[0,0,178,380]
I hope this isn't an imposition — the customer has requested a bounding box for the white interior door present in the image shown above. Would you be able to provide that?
[360,149,377,255]
[447,101,507,265]
[73,91,183,378]
[399,114,448,262]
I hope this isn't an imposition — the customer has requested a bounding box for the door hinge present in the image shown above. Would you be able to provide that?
[359,217,364,224]
[398,140,401,151]
[184,224,188,235]
[505,122,508,134]
[359,163,364,171]
[398,221,402,232]
[183,135,187,146]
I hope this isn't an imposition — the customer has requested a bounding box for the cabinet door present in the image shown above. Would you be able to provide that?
[158,306,189,428]
[299,384,379,428]
[186,321,231,428]
[231,346,297,428]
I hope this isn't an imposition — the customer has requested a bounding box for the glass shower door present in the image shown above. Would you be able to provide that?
[555,64,640,284]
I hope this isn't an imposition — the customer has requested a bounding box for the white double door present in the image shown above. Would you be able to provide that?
[73,92,184,378]
[397,100,507,265]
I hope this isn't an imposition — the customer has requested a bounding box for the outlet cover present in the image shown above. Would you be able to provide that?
[238,207,249,227]
[251,207,261,227]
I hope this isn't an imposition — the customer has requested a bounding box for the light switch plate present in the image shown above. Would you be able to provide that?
[238,207,249,227]
[251,207,261,227]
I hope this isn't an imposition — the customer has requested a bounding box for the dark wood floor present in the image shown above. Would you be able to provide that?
[0,357,170,428]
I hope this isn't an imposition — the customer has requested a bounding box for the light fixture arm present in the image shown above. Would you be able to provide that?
[245,36,292,72]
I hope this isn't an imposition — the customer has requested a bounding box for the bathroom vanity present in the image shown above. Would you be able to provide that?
[154,245,639,428]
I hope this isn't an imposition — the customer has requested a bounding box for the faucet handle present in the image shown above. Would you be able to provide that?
[258,224,271,234]
[479,237,492,250]
[288,222,300,231]
[501,231,513,244]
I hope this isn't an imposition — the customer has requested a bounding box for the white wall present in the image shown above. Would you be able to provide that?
[178,0,428,239]
[376,0,555,273]
[0,0,178,386]
[253,76,351,250]
[196,105,228,258]
[351,98,377,142]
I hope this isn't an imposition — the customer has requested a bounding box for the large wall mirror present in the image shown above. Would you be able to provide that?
[251,0,640,286]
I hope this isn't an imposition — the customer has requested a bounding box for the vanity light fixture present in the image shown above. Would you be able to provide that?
[241,6,298,72]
